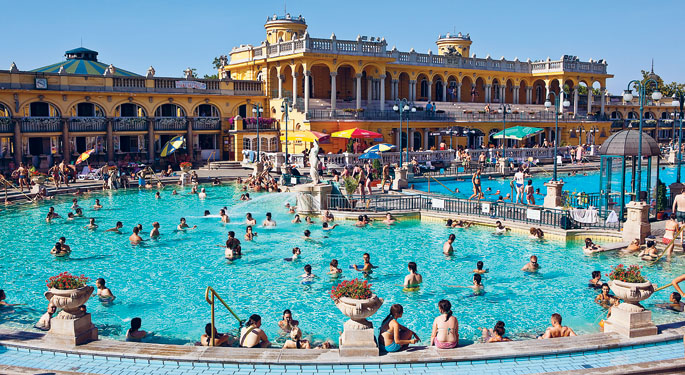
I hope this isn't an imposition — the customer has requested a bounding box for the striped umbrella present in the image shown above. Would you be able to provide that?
[364,143,395,153]
[75,149,95,165]
[331,128,383,139]
[160,136,185,157]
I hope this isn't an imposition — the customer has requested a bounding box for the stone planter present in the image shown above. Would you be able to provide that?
[609,280,654,311]
[605,280,657,338]
[44,286,94,319]
[334,294,383,357]
[181,166,192,173]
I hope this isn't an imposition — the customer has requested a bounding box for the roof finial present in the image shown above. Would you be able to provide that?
[651,58,654,74]
[284,0,286,14]
[80,36,82,47]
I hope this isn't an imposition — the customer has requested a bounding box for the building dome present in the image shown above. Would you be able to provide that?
[436,32,472,57]
[264,14,307,44]
[30,47,140,77]
[599,129,659,157]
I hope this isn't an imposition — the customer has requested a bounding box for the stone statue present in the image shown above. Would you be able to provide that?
[309,140,320,184]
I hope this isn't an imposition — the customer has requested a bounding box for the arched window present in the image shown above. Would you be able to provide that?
[195,104,220,117]
[116,103,147,117]
[70,102,105,117]
[155,104,186,117]
[26,102,60,117]
[420,80,429,98]
[243,137,252,150]
[270,137,279,152]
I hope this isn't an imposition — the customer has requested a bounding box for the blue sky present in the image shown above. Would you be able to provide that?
[4,0,684,95]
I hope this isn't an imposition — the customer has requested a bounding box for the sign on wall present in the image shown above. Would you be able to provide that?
[526,208,541,221]
[175,81,207,90]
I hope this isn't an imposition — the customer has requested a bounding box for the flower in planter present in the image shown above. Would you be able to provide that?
[330,278,373,300]
[606,264,646,283]
[180,162,192,169]
[46,272,89,290]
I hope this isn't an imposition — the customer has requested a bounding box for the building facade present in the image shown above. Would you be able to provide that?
[224,14,614,154]
[0,48,266,170]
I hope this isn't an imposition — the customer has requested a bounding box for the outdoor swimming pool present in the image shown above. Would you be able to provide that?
[413,164,685,200]
[0,185,683,347]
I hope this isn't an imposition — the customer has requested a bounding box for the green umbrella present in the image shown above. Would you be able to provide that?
[491,126,544,141]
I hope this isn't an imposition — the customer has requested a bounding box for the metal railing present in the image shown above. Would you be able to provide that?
[113,117,148,132]
[193,117,221,131]
[21,117,62,132]
[308,108,602,122]
[326,193,620,230]
[281,173,312,186]
[204,286,244,346]
[69,117,107,132]
[154,117,188,131]
[0,118,13,133]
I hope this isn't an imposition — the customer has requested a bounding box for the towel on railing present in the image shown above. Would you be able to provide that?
[570,208,599,224]
[605,210,619,224]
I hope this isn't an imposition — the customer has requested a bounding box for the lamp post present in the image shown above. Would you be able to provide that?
[671,92,684,183]
[393,98,416,168]
[280,98,293,164]
[544,92,571,181]
[497,104,511,165]
[623,79,662,199]
[251,103,264,156]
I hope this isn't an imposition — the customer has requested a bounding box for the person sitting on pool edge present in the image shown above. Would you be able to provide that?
[35,303,56,331]
[443,234,456,255]
[201,323,233,346]
[240,314,270,348]
[283,326,311,349]
[278,309,299,333]
[521,255,539,272]
[126,317,150,342]
[403,262,422,291]
[429,299,458,349]
[583,237,605,254]
[539,313,576,339]
[379,304,420,353]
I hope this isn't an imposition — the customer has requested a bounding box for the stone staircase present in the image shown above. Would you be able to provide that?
[205,161,245,170]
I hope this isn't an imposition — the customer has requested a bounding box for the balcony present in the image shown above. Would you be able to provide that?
[0,117,12,133]
[243,117,277,130]
[21,117,62,132]
[113,117,148,132]
[69,117,107,132]
[307,109,604,123]
[155,117,188,131]
[193,117,221,131]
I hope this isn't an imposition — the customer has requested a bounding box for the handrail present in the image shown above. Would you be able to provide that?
[204,286,244,346]
[0,175,35,202]
[426,175,457,194]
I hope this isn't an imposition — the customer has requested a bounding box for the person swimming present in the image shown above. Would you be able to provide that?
[403,262,423,291]
[155,192,161,199]
[150,222,160,239]
[301,264,317,284]
[105,221,124,233]
[450,274,484,295]
[84,218,98,230]
[219,209,230,223]
[383,213,397,225]
[584,238,606,254]
[50,242,70,257]
[177,217,197,230]
[284,247,301,262]
[322,222,339,231]
[353,253,374,274]
[305,216,315,224]
[473,261,488,274]
[589,271,603,288]
[328,259,342,275]
[245,226,257,241]
[129,226,143,244]
[95,278,115,301]
[521,255,539,272]
[204,210,211,216]
[93,199,103,210]
[291,214,301,224]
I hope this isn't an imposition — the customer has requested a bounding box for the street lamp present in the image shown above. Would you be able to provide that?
[251,104,264,156]
[280,98,294,164]
[393,98,416,167]
[671,92,685,183]
[544,92,570,181]
[623,79,661,199]
[497,104,512,164]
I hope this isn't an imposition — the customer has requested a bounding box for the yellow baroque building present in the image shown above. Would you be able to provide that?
[226,14,614,154]
[0,47,266,170]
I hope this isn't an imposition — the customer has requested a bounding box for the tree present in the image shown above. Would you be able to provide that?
[202,56,223,79]
[576,85,600,96]
[183,68,198,78]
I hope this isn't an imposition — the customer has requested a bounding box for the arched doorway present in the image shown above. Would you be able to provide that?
[412,131,422,151]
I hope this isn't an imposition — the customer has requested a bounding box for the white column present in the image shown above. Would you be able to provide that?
[409,80,415,102]
[409,128,414,150]
[559,90,565,113]
[278,74,283,98]
[573,86,579,117]
[304,70,311,114]
[427,81,433,102]
[442,82,447,102]
[456,83,462,102]
[367,77,373,105]
[392,80,398,100]
[485,84,492,103]
[501,86,506,103]
[380,76,386,111]
[513,86,519,104]
[545,84,550,103]
[330,72,337,111]
[600,87,606,117]
[355,74,362,110]
[292,71,298,105]
[423,128,429,150]
[587,88,592,114]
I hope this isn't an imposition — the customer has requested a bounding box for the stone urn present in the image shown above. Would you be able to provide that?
[334,294,383,357]
[181,165,192,173]
[609,280,654,312]
[44,286,94,319]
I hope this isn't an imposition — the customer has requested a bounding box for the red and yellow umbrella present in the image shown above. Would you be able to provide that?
[280,130,330,142]
[331,128,382,139]
[75,149,95,165]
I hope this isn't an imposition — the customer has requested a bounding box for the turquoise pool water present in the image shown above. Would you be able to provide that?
[413,164,685,199]
[0,185,683,346]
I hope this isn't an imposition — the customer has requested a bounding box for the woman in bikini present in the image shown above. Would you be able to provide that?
[468,169,482,200]
[244,226,256,241]
[595,283,615,306]
[282,326,311,349]
[663,216,677,245]
[240,314,270,348]
[379,304,420,353]
[430,300,458,349]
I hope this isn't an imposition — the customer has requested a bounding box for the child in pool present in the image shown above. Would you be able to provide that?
[328,259,342,275]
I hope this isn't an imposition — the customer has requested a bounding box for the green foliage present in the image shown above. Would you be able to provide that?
[346,140,353,153]
[656,179,667,212]
[372,159,382,179]
[342,176,359,196]
[212,56,222,70]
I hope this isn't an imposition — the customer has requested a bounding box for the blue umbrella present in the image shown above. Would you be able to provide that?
[358,151,381,160]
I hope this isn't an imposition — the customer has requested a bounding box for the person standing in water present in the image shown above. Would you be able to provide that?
[403,262,423,291]
[150,222,160,239]
[443,234,456,255]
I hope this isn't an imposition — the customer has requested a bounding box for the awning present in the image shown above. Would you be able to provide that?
[491,126,544,141]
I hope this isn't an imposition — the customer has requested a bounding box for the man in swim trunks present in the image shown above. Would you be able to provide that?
[403,262,422,290]
[225,231,241,259]
[468,169,483,200]
[539,313,576,339]
[672,191,685,244]
[443,234,455,255]
[14,163,28,192]
[262,212,277,227]
[150,222,160,238]
[106,222,124,233]
[95,278,115,301]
